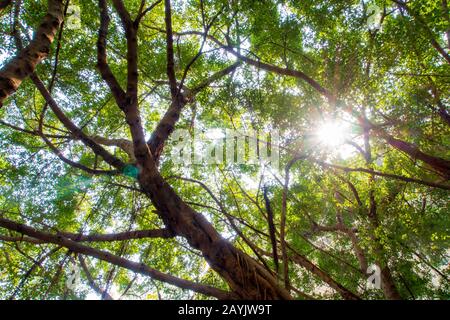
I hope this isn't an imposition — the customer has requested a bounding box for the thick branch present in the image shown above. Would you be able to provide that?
[111,0,133,29]
[91,135,135,162]
[0,228,174,244]
[148,62,240,160]
[0,217,232,299]
[97,0,126,107]
[375,131,450,178]
[0,0,64,107]
[59,228,175,242]
[163,0,178,99]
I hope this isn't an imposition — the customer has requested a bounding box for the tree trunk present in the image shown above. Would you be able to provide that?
[138,167,292,299]
[380,265,402,300]
[368,192,402,300]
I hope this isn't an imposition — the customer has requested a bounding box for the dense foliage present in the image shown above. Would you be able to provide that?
[0,0,448,300]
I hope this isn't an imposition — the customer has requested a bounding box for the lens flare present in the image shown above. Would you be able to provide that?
[316,122,348,147]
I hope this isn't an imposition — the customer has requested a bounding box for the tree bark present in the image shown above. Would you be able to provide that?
[0,0,64,107]
[138,166,292,299]
[0,0,12,12]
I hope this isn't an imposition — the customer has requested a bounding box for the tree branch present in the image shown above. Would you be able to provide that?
[0,0,12,12]
[78,255,114,300]
[30,73,126,171]
[0,217,234,299]
[0,0,64,107]
[97,0,126,107]
[147,62,240,161]
[262,186,280,276]
[315,160,450,191]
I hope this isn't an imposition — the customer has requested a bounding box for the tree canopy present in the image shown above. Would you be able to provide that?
[0,0,449,300]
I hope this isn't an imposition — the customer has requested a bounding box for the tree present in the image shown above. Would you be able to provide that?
[0,0,448,300]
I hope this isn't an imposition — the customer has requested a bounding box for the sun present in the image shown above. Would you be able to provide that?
[314,120,356,159]
[316,121,348,147]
